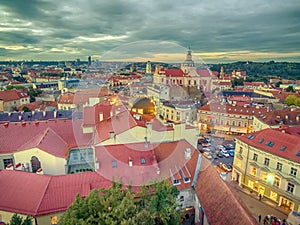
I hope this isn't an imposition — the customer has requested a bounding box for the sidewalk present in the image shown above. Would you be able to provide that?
[229,181,290,216]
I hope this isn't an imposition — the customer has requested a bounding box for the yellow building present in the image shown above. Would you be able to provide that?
[232,127,300,212]
[197,101,268,134]
[252,107,300,132]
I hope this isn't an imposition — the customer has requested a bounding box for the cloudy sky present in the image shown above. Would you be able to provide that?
[0,0,300,63]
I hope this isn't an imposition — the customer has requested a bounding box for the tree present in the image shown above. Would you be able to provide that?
[59,180,180,225]
[22,106,30,112]
[8,213,32,225]
[286,85,295,92]
[285,95,297,106]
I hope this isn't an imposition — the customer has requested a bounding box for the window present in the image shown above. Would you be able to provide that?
[261,171,267,181]
[184,177,190,183]
[250,167,257,176]
[3,158,13,169]
[287,183,295,194]
[140,157,146,164]
[253,153,258,161]
[280,146,286,151]
[276,162,282,171]
[239,147,243,154]
[173,179,181,185]
[72,152,78,161]
[274,176,280,187]
[265,141,274,147]
[179,195,184,202]
[264,158,270,166]
[258,138,264,143]
[112,160,117,168]
[291,167,297,177]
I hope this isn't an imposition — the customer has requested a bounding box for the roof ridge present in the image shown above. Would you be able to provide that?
[38,127,68,146]
[17,127,50,151]
[34,175,52,216]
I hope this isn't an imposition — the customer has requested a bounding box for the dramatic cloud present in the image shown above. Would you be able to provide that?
[0,0,299,62]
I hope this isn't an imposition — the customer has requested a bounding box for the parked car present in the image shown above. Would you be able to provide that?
[216,151,223,158]
[222,151,230,158]
[228,150,235,157]
[205,137,212,143]
[202,147,211,152]
[203,152,212,159]
[222,163,232,172]
[211,153,218,160]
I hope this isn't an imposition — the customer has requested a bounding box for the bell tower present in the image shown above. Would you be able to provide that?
[181,47,195,74]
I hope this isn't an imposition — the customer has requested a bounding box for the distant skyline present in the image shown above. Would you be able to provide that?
[0,0,300,63]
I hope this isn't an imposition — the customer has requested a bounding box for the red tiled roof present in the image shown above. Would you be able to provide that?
[195,165,257,225]
[164,69,185,77]
[197,69,211,77]
[95,143,159,186]
[0,90,28,102]
[198,102,268,117]
[0,170,111,216]
[83,100,112,126]
[17,101,58,111]
[256,107,300,126]
[244,82,267,87]
[0,120,92,157]
[94,109,138,143]
[237,127,300,163]
[57,92,75,104]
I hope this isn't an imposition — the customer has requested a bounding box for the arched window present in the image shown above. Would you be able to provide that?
[31,156,41,173]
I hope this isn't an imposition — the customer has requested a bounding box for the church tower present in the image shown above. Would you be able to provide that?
[146,61,151,74]
[181,48,195,74]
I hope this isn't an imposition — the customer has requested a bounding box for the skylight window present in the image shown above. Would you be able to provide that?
[112,160,117,168]
[258,138,264,143]
[248,135,255,140]
[141,157,146,164]
[265,141,275,147]
[297,151,300,157]
[280,146,286,151]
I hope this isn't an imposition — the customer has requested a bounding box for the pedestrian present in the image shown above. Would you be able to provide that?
[259,194,262,201]
[258,214,261,223]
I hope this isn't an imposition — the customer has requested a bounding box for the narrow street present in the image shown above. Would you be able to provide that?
[229,181,289,224]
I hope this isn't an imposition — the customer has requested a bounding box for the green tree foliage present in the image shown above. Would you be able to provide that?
[231,78,244,87]
[28,87,42,102]
[22,106,30,112]
[59,180,180,225]
[8,213,32,225]
[210,61,300,81]
[6,85,26,90]
[285,85,295,92]
[285,95,300,107]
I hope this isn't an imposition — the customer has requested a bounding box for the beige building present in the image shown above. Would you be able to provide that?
[0,90,30,112]
[252,107,300,132]
[197,101,268,134]
[232,127,300,212]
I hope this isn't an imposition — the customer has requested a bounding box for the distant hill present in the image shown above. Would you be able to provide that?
[209,61,300,80]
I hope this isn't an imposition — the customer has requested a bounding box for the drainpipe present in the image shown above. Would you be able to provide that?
[243,143,250,187]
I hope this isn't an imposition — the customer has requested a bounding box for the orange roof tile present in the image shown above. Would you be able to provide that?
[237,127,300,163]
[195,165,257,225]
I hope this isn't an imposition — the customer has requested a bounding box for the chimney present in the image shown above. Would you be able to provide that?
[184,148,191,160]
[99,112,104,122]
[109,131,115,139]
[129,157,133,167]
